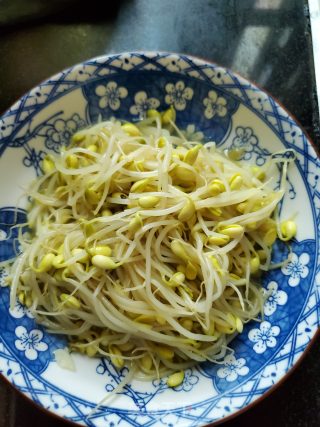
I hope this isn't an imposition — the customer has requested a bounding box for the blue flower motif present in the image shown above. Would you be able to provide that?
[23,147,46,171]
[232,126,258,148]
[281,252,310,287]
[248,321,280,354]
[165,81,193,111]
[14,326,48,360]
[45,113,86,153]
[0,208,27,261]
[95,81,128,110]
[152,369,199,392]
[203,90,227,119]
[129,91,160,118]
[264,281,288,316]
[231,126,269,165]
[174,368,199,392]
[181,124,204,142]
[9,299,34,319]
[217,354,249,382]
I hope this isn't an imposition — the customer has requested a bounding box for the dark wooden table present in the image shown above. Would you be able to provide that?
[0,1,319,426]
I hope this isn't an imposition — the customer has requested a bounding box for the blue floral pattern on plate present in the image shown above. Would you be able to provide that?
[81,70,240,143]
[0,207,27,261]
[129,91,160,118]
[44,113,86,153]
[0,52,319,427]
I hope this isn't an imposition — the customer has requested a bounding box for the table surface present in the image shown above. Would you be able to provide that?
[0,1,319,426]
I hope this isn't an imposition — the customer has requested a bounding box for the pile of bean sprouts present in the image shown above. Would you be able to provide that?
[9,110,296,384]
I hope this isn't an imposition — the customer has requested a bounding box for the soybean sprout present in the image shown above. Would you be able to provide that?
[8,108,296,385]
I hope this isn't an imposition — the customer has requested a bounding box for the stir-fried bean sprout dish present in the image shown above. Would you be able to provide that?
[8,107,296,387]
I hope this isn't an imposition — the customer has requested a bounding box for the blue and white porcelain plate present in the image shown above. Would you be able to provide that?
[0,52,319,426]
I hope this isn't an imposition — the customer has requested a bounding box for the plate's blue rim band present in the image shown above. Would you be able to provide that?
[0,52,317,150]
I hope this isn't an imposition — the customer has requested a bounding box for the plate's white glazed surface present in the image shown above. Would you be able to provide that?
[0,52,319,427]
